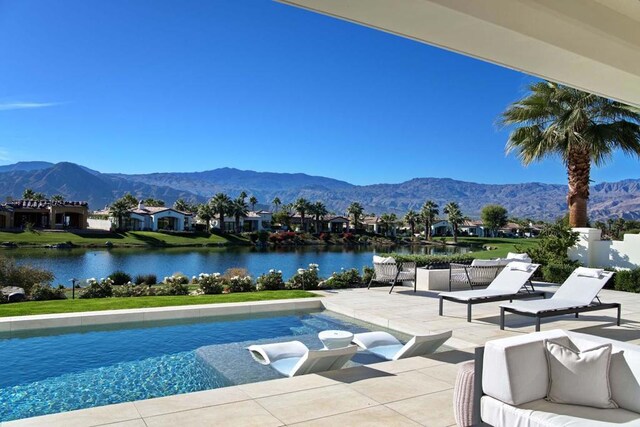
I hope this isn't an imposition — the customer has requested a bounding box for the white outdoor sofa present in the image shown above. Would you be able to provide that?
[472,330,640,426]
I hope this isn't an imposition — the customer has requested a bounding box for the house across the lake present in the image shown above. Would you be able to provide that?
[0,199,89,229]
[123,201,193,231]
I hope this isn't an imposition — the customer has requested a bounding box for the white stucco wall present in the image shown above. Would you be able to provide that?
[87,218,112,230]
[569,228,640,270]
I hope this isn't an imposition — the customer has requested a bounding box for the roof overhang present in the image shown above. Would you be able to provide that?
[277,0,640,107]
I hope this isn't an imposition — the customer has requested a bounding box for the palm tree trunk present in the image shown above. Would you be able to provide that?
[425,220,431,241]
[220,214,225,234]
[567,146,591,227]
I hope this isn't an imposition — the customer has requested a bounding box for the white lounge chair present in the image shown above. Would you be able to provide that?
[439,262,544,322]
[351,330,452,361]
[500,267,620,331]
[247,340,357,377]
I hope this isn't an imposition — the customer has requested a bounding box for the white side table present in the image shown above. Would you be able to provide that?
[318,330,354,349]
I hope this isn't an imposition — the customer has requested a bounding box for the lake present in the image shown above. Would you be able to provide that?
[3,244,473,284]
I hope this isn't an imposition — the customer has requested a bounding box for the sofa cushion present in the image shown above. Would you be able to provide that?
[567,331,640,413]
[482,330,571,405]
[481,395,640,427]
[471,259,501,267]
[544,340,617,408]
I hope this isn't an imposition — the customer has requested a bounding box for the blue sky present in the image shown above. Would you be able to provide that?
[0,0,637,186]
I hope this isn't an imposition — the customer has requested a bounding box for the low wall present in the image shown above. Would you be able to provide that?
[569,228,640,270]
[87,218,112,230]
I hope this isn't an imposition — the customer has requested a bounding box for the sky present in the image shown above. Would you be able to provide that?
[0,0,638,186]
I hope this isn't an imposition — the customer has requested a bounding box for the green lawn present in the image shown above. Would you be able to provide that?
[0,230,238,247]
[455,237,539,259]
[1,290,318,317]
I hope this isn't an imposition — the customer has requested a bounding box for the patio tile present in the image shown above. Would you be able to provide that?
[290,405,420,426]
[238,373,338,399]
[95,420,147,427]
[134,386,251,417]
[4,403,140,427]
[419,363,464,386]
[256,384,377,425]
[386,389,457,427]
[144,400,282,427]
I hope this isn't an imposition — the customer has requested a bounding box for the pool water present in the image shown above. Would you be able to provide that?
[0,310,402,422]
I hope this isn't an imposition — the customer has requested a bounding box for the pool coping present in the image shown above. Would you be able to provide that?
[0,297,324,333]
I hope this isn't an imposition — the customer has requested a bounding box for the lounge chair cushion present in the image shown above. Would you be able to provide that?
[575,267,605,278]
[373,255,395,264]
[544,340,617,409]
[471,259,502,267]
[507,252,531,261]
[509,261,534,272]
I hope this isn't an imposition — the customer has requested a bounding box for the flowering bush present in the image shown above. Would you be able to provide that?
[286,264,320,290]
[196,273,225,295]
[256,269,285,291]
[362,266,374,285]
[320,268,362,289]
[227,275,255,293]
[113,283,157,297]
[79,278,113,299]
[158,281,189,296]
[30,283,66,301]
[342,232,355,242]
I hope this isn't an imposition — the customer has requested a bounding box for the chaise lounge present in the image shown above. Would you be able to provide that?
[351,330,452,361]
[439,261,544,322]
[247,340,357,377]
[500,267,619,331]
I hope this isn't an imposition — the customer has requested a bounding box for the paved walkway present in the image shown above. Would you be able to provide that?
[6,284,640,427]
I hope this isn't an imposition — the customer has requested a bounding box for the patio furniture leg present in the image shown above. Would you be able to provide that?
[575,312,579,318]
[389,280,396,294]
[467,303,472,322]
[535,317,541,332]
[367,279,373,290]
[617,305,621,326]
[439,297,443,316]
[500,308,505,330]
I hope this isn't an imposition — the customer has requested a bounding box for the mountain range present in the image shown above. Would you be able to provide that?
[0,161,638,221]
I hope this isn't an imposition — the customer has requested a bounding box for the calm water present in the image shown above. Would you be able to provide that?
[0,310,403,421]
[4,244,471,283]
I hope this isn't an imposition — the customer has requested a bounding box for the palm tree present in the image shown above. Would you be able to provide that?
[294,198,311,232]
[230,197,249,233]
[272,197,281,212]
[501,81,640,227]
[420,200,439,241]
[210,193,232,233]
[310,201,328,233]
[22,188,36,199]
[249,196,258,211]
[174,198,188,212]
[347,202,364,231]
[443,202,465,243]
[109,199,132,230]
[51,194,64,203]
[197,203,214,232]
[379,213,397,237]
[238,191,248,203]
[404,210,419,238]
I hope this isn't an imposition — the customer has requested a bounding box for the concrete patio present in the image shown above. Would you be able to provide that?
[5,283,640,427]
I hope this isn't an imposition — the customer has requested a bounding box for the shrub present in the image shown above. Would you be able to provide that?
[168,272,189,285]
[222,268,250,280]
[30,283,66,301]
[614,269,640,293]
[113,283,157,297]
[541,263,578,284]
[158,281,189,296]
[381,253,474,269]
[79,278,113,299]
[321,268,362,289]
[257,230,270,244]
[256,270,285,291]
[134,273,157,285]
[342,232,355,242]
[528,223,579,265]
[286,264,320,290]
[108,270,132,286]
[362,266,374,285]
[227,275,255,293]
[196,273,225,295]
[0,255,54,295]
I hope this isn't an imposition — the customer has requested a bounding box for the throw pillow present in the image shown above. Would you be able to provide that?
[544,340,618,409]
[575,267,604,278]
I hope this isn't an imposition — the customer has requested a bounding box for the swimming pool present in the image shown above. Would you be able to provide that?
[0,310,404,422]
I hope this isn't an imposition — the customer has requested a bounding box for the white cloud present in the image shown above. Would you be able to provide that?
[0,148,11,161]
[0,102,59,111]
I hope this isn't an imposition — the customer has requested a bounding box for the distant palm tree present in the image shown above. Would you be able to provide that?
[238,191,248,203]
[230,197,249,233]
[404,210,419,237]
[174,199,188,212]
[197,203,214,232]
[379,213,397,237]
[22,188,36,200]
[210,193,232,233]
[310,201,328,233]
[51,194,64,203]
[347,202,364,231]
[420,200,439,241]
[109,199,132,230]
[249,196,258,211]
[443,202,465,243]
[294,198,311,232]
[501,81,640,227]
[272,197,281,212]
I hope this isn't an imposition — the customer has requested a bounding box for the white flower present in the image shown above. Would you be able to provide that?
[297,268,305,275]
[278,270,282,274]
[269,269,275,273]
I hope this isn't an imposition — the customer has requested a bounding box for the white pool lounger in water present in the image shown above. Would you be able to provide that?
[352,330,452,361]
[247,340,357,377]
